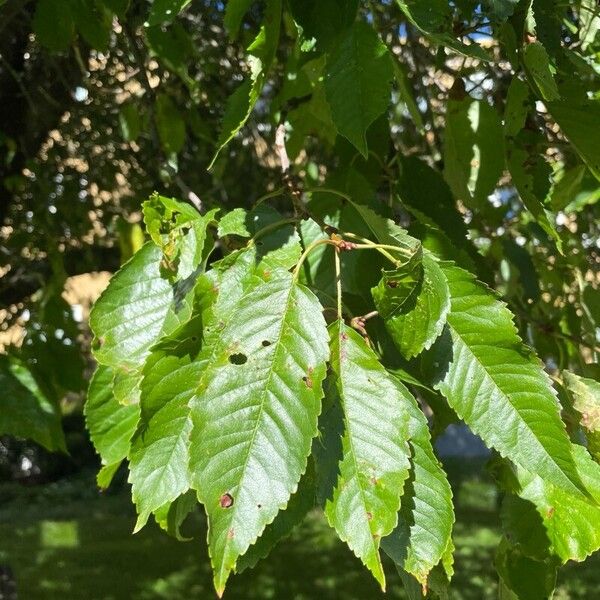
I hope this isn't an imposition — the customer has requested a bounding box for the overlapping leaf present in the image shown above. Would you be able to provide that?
[502,446,600,563]
[90,242,184,370]
[86,364,140,481]
[429,264,588,497]
[189,269,329,595]
[564,371,600,461]
[321,321,412,589]
[381,375,454,586]
[374,253,450,359]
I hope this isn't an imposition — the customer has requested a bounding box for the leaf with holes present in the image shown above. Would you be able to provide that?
[188,269,329,595]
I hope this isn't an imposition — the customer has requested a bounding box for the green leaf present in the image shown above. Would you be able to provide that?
[564,371,600,461]
[86,364,140,468]
[483,0,519,21]
[236,463,316,573]
[224,0,254,38]
[33,0,74,51]
[154,490,197,541]
[324,22,393,158]
[217,207,251,238]
[72,0,113,51]
[523,42,560,102]
[209,0,282,168]
[502,446,600,562]
[547,100,600,182]
[0,355,65,452]
[495,537,557,600]
[128,305,210,531]
[376,253,451,359]
[321,321,412,589]
[504,77,530,139]
[429,264,588,498]
[392,58,424,132]
[396,0,491,60]
[288,0,358,48]
[579,0,600,49]
[119,103,142,142]
[189,270,329,595]
[155,93,186,155]
[371,251,423,320]
[90,242,186,371]
[147,0,191,26]
[443,98,505,208]
[381,376,454,585]
[506,130,562,250]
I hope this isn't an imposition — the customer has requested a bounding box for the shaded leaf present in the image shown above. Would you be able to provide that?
[376,253,451,359]
[324,22,393,157]
[147,0,191,26]
[0,355,65,452]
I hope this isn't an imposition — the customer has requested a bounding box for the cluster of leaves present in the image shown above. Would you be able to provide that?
[1,0,600,597]
[86,188,600,597]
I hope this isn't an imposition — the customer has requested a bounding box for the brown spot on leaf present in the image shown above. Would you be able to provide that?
[302,367,314,389]
[220,493,234,508]
[386,280,399,288]
[227,527,235,539]
[547,507,555,518]
[366,512,373,521]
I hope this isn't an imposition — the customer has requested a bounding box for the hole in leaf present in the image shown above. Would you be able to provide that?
[229,353,247,365]
[220,493,234,508]
[261,340,271,347]
[386,281,399,288]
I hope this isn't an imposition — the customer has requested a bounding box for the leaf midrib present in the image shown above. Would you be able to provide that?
[336,328,383,579]
[446,316,580,496]
[217,278,298,581]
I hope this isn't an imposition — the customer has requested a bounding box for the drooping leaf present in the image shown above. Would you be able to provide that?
[381,375,454,585]
[506,127,562,250]
[224,0,255,38]
[153,490,198,541]
[523,42,560,102]
[376,253,450,359]
[86,364,140,471]
[428,263,588,497]
[147,0,191,26]
[324,21,393,158]
[0,355,65,452]
[564,371,600,461]
[189,269,329,595]
[33,0,74,51]
[396,0,491,60]
[547,100,600,182]
[155,93,186,155]
[443,98,505,209]
[495,537,558,600]
[209,0,282,168]
[288,0,358,48]
[321,321,412,589]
